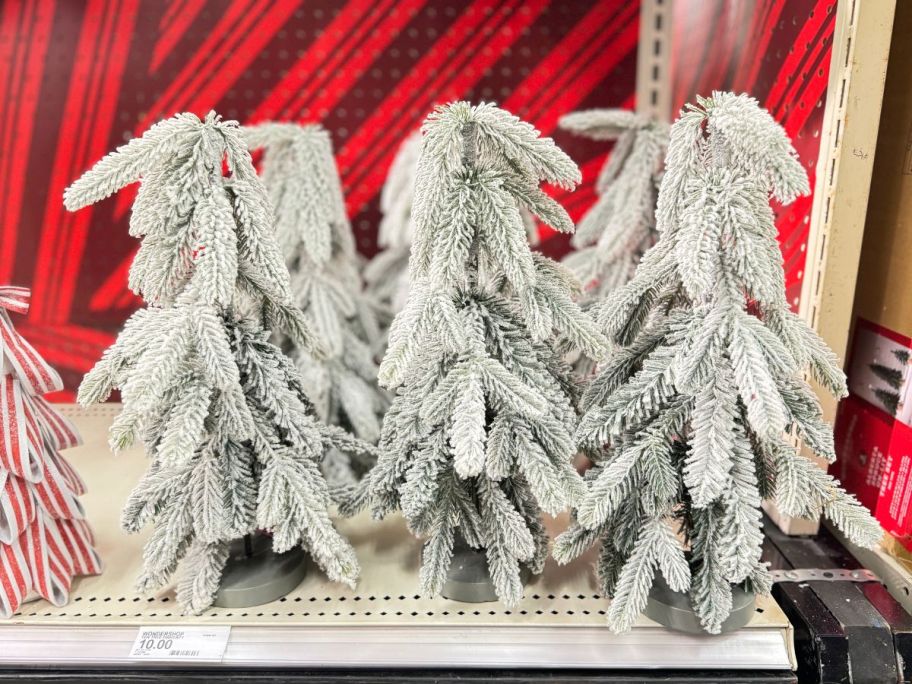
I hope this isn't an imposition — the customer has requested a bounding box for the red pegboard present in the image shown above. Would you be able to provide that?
[0,0,835,396]
[0,0,638,395]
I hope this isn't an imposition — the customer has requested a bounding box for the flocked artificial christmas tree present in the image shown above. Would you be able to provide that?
[0,286,102,618]
[364,131,543,327]
[554,92,882,634]
[243,123,386,484]
[360,102,609,606]
[64,112,374,614]
[560,109,668,303]
[363,132,423,318]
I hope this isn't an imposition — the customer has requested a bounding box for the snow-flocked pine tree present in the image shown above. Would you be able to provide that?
[560,109,668,303]
[243,123,386,483]
[364,131,543,326]
[64,112,374,614]
[361,102,610,606]
[363,132,423,317]
[554,93,882,634]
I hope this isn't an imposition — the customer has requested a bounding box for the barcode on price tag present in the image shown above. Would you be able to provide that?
[129,626,231,661]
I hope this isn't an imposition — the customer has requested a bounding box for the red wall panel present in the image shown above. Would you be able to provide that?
[0,0,838,397]
[0,0,638,395]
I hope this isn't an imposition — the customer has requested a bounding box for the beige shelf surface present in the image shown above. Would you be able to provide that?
[0,405,794,669]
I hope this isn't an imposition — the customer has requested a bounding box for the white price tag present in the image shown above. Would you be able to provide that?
[129,625,231,661]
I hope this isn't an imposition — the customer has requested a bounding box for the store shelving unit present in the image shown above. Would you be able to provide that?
[0,406,794,671]
[828,522,912,616]
[764,0,897,537]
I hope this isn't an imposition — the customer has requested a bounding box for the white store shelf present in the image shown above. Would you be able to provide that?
[0,405,795,670]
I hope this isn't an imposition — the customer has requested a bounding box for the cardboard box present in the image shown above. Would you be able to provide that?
[834,320,912,552]
[836,0,912,558]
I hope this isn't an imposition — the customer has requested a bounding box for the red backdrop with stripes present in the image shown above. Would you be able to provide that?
[0,0,833,396]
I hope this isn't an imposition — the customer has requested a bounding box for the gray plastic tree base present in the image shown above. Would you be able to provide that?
[643,574,756,634]
[440,537,531,604]
[213,535,308,609]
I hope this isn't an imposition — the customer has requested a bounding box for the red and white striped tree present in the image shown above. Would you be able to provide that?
[0,287,101,618]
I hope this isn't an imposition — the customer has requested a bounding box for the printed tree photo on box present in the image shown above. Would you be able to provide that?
[359,102,609,606]
[555,93,882,634]
[868,349,908,415]
[560,109,668,305]
[0,287,102,619]
[64,112,376,615]
[244,123,386,485]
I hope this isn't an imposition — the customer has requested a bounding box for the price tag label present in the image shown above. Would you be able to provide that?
[129,625,231,661]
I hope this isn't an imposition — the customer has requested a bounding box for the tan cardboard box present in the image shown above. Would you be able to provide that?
[840,0,912,562]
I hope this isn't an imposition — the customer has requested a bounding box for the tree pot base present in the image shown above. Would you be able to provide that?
[213,535,308,609]
[643,574,756,634]
[440,537,530,604]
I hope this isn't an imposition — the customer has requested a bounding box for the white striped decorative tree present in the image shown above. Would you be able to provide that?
[0,286,101,618]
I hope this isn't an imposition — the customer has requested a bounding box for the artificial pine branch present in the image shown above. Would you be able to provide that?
[555,92,882,634]
[360,102,609,607]
[66,112,373,615]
